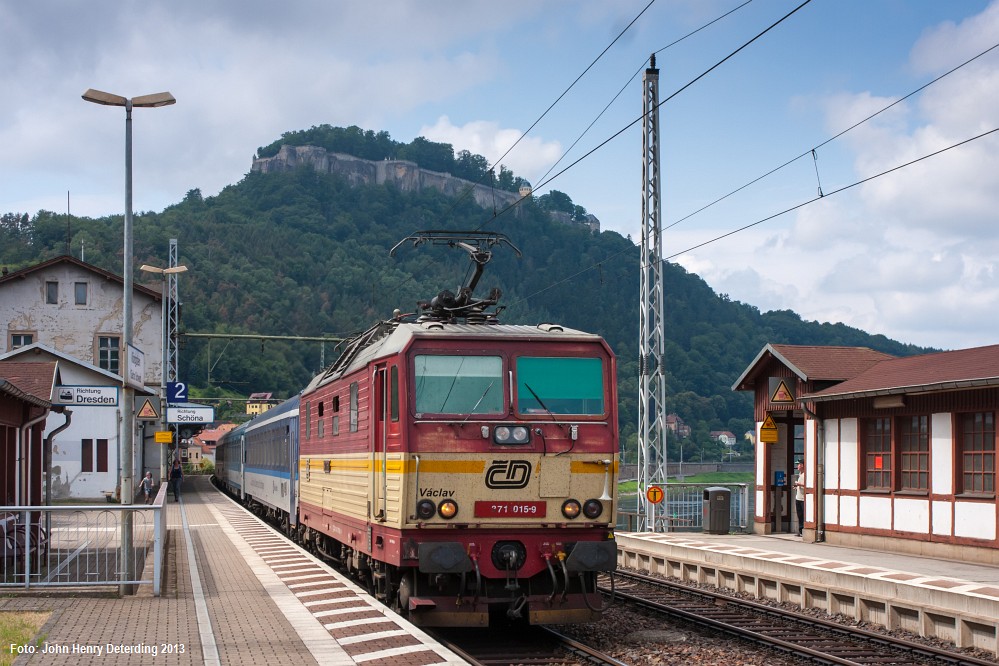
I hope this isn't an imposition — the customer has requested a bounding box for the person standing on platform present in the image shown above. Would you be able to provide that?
[794,461,806,537]
[170,459,184,502]
[142,471,154,504]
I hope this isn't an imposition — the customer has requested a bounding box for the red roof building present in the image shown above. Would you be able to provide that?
[736,343,999,563]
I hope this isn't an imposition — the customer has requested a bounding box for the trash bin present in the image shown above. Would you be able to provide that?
[703,486,731,534]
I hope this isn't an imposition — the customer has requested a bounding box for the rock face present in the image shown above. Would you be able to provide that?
[251,144,600,232]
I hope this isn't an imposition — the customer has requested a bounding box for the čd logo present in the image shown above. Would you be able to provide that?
[485,460,532,489]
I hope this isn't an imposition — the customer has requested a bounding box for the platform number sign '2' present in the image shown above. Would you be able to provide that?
[166,382,188,404]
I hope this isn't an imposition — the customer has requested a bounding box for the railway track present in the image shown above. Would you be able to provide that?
[603,570,998,666]
[430,626,628,666]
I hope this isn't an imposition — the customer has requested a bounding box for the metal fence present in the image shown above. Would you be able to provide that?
[617,483,750,532]
[1,484,167,594]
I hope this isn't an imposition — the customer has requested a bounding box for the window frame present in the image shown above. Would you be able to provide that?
[96,335,121,374]
[958,411,996,496]
[9,331,35,349]
[898,415,929,492]
[45,281,58,305]
[74,281,88,306]
[861,416,893,491]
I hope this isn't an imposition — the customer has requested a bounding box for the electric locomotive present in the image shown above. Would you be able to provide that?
[295,232,619,626]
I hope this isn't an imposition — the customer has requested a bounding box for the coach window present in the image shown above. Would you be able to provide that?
[350,382,358,432]
[516,357,604,415]
[332,395,340,436]
[959,411,995,495]
[414,355,503,415]
[317,401,325,438]
[862,417,892,491]
[899,415,929,491]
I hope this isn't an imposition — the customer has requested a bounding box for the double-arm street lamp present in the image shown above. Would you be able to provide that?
[140,263,188,481]
[82,88,175,594]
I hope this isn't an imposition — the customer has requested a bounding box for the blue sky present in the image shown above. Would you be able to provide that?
[2,1,998,350]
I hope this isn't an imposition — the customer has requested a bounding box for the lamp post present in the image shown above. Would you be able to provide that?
[140,263,187,481]
[83,88,175,594]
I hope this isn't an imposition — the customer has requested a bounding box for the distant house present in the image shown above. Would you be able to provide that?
[247,392,273,416]
[665,413,691,438]
[710,431,737,448]
[192,423,237,466]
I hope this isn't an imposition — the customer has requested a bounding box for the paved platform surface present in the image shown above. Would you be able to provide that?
[626,530,999,586]
[2,476,466,665]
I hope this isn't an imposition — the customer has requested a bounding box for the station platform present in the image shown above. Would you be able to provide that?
[3,476,466,665]
[616,530,999,655]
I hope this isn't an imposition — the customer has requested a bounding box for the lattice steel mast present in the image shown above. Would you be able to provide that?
[638,54,668,532]
[167,238,180,384]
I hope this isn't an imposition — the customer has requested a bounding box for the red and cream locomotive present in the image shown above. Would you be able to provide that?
[295,232,619,626]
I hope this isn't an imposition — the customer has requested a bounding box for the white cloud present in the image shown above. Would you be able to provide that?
[419,116,563,184]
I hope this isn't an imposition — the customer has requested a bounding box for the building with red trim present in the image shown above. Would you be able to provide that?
[735,343,999,562]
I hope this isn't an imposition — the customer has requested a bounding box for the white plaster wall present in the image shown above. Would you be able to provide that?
[931,412,953,495]
[955,501,997,540]
[823,418,839,489]
[839,495,858,526]
[839,418,859,490]
[45,405,120,500]
[755,427,765,518]
[824,492,838,524]
[0,263,162,384]
[893,497,929,534]
[932,500,953,536]
[858,495,892,529]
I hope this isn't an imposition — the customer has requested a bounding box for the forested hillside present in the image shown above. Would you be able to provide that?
[0,127,927,462]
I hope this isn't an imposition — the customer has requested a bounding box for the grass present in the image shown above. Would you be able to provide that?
[0,611,51,665]
[619,471,753,494]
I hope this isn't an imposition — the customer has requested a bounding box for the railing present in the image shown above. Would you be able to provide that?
[616,483,750,532]
[1,483,167,594]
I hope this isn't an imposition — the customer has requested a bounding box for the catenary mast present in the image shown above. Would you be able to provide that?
[638,54,668,531]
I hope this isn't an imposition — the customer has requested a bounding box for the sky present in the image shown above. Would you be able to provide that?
[3,0,999,351]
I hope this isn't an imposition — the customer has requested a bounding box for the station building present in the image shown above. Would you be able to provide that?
[735,343,999,563]
[0,256,164,502]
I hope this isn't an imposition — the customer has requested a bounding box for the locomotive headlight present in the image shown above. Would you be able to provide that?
[561,499,581,519]
[438,499,459,519]
[583,499,603,519]
[494,425,530,445]
[416,499,436,520]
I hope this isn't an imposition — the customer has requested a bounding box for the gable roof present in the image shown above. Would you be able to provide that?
[803,344,999,402]
[0,342,122,383]
[733,344,895,391]
[0,361,58,408]
[0,255,161,300]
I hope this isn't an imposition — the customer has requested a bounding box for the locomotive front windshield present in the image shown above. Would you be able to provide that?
[415,354,503,414]
[516,357,604,415]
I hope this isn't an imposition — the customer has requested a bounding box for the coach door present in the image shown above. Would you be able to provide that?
[372,364,388,522]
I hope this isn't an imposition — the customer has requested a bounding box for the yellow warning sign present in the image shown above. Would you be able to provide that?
[136,398,159,420]
[154,430,174,444]
[760,414,779,444]
[646,486,665,504]
[770,379,795,403]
